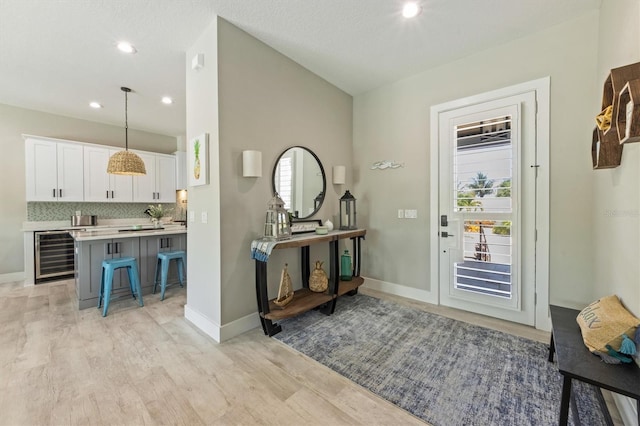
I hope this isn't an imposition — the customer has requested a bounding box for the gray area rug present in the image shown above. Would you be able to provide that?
[273,294,612,426]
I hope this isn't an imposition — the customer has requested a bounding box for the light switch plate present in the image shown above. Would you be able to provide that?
[189,211,195,222]
[405,209,418,219]
[201,211,208,224]
[398,209,404,219]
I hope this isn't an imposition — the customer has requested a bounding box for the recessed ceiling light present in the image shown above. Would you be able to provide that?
[117,41,137,54]
[402,2,422,18]
[161,96,173,105]
[89,101,102,109]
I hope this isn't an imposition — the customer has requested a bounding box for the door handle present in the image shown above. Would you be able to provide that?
[111,190,114,198]
[441,231,455,238]
[59,189,62,197]
[107,243,112,255]
[106,190,109,199]
[52,188,56,197]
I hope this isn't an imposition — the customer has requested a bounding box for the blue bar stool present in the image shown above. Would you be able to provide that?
[97,257,143,317]
[153,251,186,301]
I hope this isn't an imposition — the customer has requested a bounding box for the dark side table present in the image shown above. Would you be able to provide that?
[548,305,640,425]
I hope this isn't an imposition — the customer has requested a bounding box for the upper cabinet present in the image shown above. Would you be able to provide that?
[24,135,176,203]
[83,145,133,202]
[25,138,84,201]
[132,151,176,203]
[174,151,187,190]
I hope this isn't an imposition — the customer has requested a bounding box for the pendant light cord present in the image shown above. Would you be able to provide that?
[124,89,129,151]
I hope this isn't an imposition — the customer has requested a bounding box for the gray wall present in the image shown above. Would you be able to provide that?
[185,18,223,328]
[593,0,640,318]
[217,18,353,324]
[353,11,600,308]
[184,17,352,335]
[0,103,177,278]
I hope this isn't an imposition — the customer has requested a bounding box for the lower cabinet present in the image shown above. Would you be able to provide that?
[75,233,186,310]
[139,234,187,292]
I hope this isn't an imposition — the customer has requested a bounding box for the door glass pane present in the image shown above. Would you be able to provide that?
[456,220,512,298]
[453,115,513,299]
[454,116,512,214]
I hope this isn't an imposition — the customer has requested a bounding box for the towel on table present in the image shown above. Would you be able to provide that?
[251,239,277,262]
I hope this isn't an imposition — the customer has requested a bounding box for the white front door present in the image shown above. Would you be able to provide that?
[438,91,537,325]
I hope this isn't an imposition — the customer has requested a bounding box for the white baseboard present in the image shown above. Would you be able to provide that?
[184,304,221,343]
[184,304,261,343]
[220,312,261,342]
[362,277,437,304]
[612,393,638,426]
[0,272,25,284]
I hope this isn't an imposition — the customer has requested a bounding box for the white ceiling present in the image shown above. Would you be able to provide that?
[0,0,601,137]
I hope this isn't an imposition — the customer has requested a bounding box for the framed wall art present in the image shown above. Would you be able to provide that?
[290,219,322,234]
[188,133,209,186]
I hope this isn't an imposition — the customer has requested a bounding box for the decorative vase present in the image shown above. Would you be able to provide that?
[309,260,329,293]
[340,250,352,281]
[325,220,334,231]
[152,218,162,228]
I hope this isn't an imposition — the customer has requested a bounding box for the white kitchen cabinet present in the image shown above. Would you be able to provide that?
[132,152,176,203]
[25,138,84,201]
[83,146,133,202]
[174,151,187,190]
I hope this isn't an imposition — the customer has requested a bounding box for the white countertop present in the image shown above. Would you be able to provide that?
[23,219,187,241]
[22,218,181,232]
[70,225,186,241]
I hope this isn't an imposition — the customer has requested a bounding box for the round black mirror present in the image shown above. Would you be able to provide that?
[272,146,326,219]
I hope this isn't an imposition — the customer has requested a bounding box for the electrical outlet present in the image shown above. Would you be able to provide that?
[201,211,208,224]
[398,209,404,219]
[189,211,195,222]
[405,209,418,219]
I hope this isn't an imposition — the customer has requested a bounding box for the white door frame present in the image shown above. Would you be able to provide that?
[429,77,551,331]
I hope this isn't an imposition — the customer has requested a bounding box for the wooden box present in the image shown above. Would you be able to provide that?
[616,79,640,144]
[592,127,622,169]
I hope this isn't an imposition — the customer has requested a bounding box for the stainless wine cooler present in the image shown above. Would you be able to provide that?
[34,230,75,283]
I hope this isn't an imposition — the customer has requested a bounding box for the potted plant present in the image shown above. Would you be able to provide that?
[144,204,171,228]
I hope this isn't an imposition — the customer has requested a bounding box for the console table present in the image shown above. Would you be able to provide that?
[253,229,366,336]
[548,305,640,425]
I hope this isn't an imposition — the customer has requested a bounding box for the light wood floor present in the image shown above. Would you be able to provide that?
[0,280,622,425]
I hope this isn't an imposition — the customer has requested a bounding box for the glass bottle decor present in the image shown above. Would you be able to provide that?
[340,249,352,281]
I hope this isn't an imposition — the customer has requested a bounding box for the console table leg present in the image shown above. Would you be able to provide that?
[301,246,310,289]
[559,375,572,426]
[548,332,555,362]
[263,319,282,337]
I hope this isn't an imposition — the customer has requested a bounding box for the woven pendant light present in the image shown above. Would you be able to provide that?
[107,87,147,175]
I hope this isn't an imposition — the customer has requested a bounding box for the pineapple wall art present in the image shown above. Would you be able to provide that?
[189,133,208,186]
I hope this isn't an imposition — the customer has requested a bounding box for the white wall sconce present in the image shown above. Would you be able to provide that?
[243,150,262,177]
[332,165,346,184]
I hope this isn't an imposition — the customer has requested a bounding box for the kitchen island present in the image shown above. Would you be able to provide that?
[72,225,187,309]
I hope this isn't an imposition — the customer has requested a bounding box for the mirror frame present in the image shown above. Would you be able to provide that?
[271,146,326,220]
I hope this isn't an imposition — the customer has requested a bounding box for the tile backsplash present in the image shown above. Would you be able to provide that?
[27,202,177,221]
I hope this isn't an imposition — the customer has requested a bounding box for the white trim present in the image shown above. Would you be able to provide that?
[220,312,261,342]
[612,393,638,426]
[184,304,221,342]
[184,304,261,343]
[429,77,551,330]
[0,272,25,284]
[363,277,437,304]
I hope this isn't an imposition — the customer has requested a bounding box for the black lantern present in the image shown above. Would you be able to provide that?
[263,193,292,241]
[339,190,357,230]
